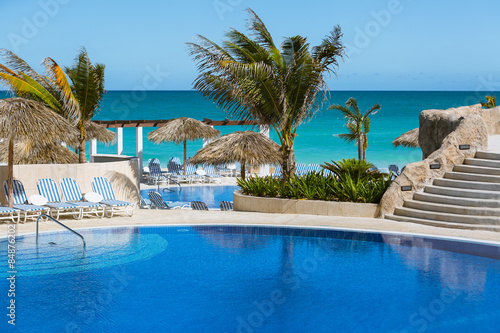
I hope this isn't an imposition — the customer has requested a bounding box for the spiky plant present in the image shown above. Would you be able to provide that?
[187,8,345,180]
[329,97,380,161]
[65,48,106,163]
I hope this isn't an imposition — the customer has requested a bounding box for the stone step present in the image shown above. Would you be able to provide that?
[464,158,500,168]
[453,164,500,176]
[385,214,500,231]
[425,185,500,200]
[434,178,500,191]
[475,151,500,160]
[404,199,500,217]
[394,207,500,225]
[444,171,500,183]
[413,192,500,208]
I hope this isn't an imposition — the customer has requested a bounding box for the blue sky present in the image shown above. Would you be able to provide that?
[1,0,499,91]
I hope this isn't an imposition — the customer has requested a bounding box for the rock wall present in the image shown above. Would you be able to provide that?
[379,105,488,217]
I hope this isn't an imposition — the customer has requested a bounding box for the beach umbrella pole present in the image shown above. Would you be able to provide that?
[241,161,246,180]
[183,140,187,175]
[7,139,13,208]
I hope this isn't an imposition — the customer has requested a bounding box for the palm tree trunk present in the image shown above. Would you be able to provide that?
[183,140,187,175]
[358,134,364,161]
[7,139,14,208]
[241,161,246,180]
[282,144,295,180]
[79,139,86,163]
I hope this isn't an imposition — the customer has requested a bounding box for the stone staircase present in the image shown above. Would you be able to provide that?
[385,151,500,230]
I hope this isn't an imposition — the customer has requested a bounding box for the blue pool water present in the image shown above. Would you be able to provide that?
[141,185,240,208]
[1,226,499,332]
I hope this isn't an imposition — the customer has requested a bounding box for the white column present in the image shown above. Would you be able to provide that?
[259,125,271,176]
[116,127,124,155]
[203,125,215,147]
[89,139,97,163]
[136,127,143,168]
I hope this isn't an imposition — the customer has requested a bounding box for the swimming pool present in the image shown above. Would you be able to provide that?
[1,226,499,332]
[141,185,239,208]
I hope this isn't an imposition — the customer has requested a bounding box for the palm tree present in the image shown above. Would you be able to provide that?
[329,97,380,161]
[480,95,497,109]
[65,48,106,163]
[0,49,79,122]
[0,48,108,163]
[187,8,345,180]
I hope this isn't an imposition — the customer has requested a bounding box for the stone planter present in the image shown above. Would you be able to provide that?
[233,190,380,218]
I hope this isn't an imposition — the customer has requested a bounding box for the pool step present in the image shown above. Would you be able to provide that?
[387,151,500,229]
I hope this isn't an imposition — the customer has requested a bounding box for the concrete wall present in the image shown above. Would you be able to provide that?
[0,159,141,206]
[233,190,379,218]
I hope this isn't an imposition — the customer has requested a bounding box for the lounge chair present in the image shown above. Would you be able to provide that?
[186,164,204,183]
[216,164,232,177]
[148,191,190,209]
[91,177,135,217]
[203,165,222,184]
[169,157,181,165]
[191,201,209,210]
[60,178,105,218]
[3,180,50,223]
[219,201,233,211]
[0,206,20,223]
[147,158,169,186]
[168,161,191,183]
[272,164,282,178]
[295,163,307,176]
[37,178,82,220]
[388,164,400,176]
[140,197,151,209]
[322,169,334,176]
[306,164,321,174]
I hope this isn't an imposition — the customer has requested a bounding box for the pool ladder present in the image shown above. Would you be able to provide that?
[36,214,86,250]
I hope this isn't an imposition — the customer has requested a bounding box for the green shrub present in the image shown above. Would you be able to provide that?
[237,159,392,204]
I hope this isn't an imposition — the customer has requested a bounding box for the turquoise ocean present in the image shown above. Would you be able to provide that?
[2,90,495,169]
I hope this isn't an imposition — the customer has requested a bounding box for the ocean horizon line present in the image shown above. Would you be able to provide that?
[1,89,499,93]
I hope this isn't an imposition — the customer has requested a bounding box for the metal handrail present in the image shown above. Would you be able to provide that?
[36,214,86,250]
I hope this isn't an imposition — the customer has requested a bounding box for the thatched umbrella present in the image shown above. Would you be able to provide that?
[0,141,78,164]
[85,122,115,144]
[0,98,79,207]
[188,131,281,179]
[393,128,419,148]
[148,117,220,174]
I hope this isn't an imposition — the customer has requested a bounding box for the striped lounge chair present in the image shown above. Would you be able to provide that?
[60,178,105,218]
[295,163,307,176]
[203,165,222,184]
[306,164,321,174]
[168,162,191,183]
[91,177,135,217]
[273,164,282,178]
[186,164,204,183]
[3,180,49,223]
[219,201,233,211]
[0,206,20,223]
[191,201,209,211]
[147,191,190,209]
[37,178,82,220]
[147,158,169,186]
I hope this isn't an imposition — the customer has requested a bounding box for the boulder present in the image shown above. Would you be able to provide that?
[379,106,488,218]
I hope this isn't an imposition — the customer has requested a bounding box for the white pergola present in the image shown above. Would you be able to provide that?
[92,119,271,176]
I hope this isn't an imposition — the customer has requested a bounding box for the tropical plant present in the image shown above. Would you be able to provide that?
[237,159,392,203]
[65,48,106,163]
[188,8,345,180]
[480,95,497,109]
[329,98,380,160]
